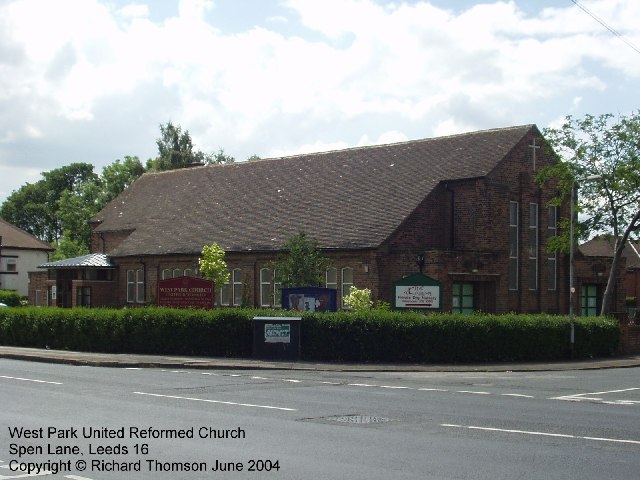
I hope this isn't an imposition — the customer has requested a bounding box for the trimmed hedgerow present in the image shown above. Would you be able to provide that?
[301,311,619,362]
[0,307,620,362]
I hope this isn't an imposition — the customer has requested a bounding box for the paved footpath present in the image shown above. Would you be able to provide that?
[1,345,640,372]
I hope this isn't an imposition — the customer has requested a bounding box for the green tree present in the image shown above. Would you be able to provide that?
[540,112,640,316]
[53,157,145,257]
[100,156,145,204]
[198,242,230,299]
[208,148,235,165]
[0,163,96,243]
[274,231,329,287]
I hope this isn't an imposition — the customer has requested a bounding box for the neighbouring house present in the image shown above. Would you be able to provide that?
[30,124,626,315]
[0,217,53,302]
[579,236,640,316]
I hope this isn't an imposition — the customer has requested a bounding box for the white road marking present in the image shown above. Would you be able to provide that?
[143,369,640,407]
[441,423,640,445]
[65,476,95,480]
[0,462,51,478]
[0,375,62,385]
[133,391,296,411]
[551,387,640,404]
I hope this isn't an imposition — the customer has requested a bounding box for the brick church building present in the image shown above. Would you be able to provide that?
[29,124,625,315]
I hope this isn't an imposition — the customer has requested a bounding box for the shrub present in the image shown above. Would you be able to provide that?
[343,287,373,312]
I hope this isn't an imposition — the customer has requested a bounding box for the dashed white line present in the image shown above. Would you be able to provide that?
[457,390,491,395]
[442,423,640,445]
[500,393,535,398]
[0,375,62,385]
[133,391,297,411]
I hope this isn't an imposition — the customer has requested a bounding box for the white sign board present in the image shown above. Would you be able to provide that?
[264,323,291,343]
[395,285,440,309]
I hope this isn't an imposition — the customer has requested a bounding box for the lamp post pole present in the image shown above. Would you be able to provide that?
[568,174,601,358]
[569,182,576,357]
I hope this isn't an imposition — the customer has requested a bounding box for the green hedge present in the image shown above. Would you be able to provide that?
[301,311,619,362]
[0,307,620,362]
[0,290,21,307]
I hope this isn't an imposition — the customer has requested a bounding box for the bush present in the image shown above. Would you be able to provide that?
[0,307,620,363]
[0,290,21,307]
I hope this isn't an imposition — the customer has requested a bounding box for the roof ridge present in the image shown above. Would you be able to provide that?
[139,124,536,175]
[264,124,535,161]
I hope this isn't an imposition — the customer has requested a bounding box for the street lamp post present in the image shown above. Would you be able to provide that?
[568,174,601,358]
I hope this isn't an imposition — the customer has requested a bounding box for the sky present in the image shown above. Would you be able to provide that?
[1,0,639,204]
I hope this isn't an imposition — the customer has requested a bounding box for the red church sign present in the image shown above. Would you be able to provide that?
[157,276,214,309]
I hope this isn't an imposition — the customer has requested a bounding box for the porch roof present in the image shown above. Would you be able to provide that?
[39,253,115,269]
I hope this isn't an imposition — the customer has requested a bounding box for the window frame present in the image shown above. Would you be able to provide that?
[508,201,519,291]
[341,267,354,308]
[528,202,538,290]
[547,206,558,291]
[452,282,474,314]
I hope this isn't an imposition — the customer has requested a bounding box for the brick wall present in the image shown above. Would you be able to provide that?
[111,251,378,309]
[619,318,640,354]
[28,271,49,306]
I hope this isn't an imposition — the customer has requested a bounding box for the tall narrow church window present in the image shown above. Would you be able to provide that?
[547,206,558,290]
[232,268,243,306]
[326,268,337,290]
[528,203,538,290]
[220,277,230,306]
[260,268,272,307]
[508,202,519,290]
[341,267,353,307]
[128,269,144,303]
[273,270,282,308]
[127,270,135,302]
[136,269,144,303]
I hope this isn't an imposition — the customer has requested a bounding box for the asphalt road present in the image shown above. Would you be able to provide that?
[1,359,639,479]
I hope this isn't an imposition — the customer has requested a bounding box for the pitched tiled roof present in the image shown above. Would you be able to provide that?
[0,218,54,251]
[39,253,115,269]
[92,125,535,256]
[580,237,640,269]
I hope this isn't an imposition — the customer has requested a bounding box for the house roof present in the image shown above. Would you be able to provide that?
[580,237,640,269]
[0,218,54,251]
[92,124,536,256]
[39,253,115,269]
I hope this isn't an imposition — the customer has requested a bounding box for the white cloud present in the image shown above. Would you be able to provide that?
[1,0,639,204]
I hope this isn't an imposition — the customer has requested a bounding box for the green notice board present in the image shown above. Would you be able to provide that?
[393,273,441,310]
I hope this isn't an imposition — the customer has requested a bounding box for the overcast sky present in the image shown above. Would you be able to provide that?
[1,0,639,204]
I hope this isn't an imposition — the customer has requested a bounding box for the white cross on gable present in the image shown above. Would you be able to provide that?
[529,138,540,171]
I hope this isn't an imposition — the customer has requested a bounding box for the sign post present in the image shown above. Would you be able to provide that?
[157,276,215,309]
[393,273,441,311]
